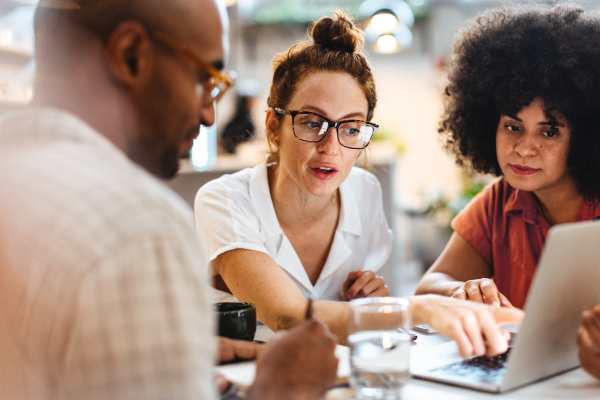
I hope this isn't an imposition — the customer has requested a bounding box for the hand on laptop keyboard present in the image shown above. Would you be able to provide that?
[409,295,524,358]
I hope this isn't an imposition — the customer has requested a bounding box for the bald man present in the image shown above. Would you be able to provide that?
[0,1,337,399]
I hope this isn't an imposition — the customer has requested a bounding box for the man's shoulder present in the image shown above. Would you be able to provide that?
[64,156,192,234]
[0,109,194,244]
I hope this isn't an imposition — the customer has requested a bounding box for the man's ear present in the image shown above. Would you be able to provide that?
[104,21,153,87]
[265,108,279,146]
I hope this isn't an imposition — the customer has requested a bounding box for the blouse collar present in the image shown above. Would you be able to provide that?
[248,159,363,241]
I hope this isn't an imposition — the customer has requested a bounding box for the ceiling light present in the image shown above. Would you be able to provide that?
[359,0,415,54]
[376,34,398,53]
[370,12,398,34]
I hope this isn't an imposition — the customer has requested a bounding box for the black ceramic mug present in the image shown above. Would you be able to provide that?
[215,302,257,341]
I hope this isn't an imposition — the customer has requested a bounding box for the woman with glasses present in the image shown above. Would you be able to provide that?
[197,10,390,308]
[195,12,522,353]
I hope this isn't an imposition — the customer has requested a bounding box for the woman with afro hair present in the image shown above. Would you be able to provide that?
[415,3,600,377]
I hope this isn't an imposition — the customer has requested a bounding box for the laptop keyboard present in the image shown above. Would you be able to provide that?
[431,348,511,384]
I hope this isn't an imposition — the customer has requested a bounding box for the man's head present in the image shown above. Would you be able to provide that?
[33,0,230,178]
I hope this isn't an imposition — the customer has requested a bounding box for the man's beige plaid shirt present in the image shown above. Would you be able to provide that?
[0,108,217,400]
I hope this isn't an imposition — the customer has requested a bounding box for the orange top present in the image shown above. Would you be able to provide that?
[451,178,600,309]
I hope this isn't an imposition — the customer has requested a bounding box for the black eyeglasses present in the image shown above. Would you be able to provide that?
[273,108,378,149]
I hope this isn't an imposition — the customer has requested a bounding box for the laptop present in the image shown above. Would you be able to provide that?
[411,219,600,393]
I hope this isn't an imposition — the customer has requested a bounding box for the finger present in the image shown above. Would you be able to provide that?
[233,340,263,360]
[218,337,235,362]
[578,327,600,378]
[479,280,500,306]
[346,270,360,282]
[346,271,375,300]
[464,282,485,303]
[343,270,363,294]
[498,293,514,308]
[590,308,600,331]
[460,312,487,357]
[451,289,467,301]
[578,327,600,360]
[346,280,364,300]
[490,305,525,325]
[366,286,390,298]
[476,309,509,356]
[357,277,386,298]
[579,326,594,350]
[582,310,600,346]
[342,271,358,293]
[219,337,262,363]
[444,320,475,358]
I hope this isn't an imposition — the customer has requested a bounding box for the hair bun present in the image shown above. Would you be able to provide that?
[311,12,364,53]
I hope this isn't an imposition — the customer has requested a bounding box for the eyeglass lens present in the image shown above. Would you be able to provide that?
[196,80,228,107]
[205,72,236,105]
[294,112,374,148]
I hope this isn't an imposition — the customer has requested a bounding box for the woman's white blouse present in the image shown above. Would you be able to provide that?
[194,160,393,301]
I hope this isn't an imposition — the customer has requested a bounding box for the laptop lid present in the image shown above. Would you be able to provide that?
[412,220,600,393]
[500,219,600,391]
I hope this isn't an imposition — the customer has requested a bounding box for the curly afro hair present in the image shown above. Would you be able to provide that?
[441,3,600,199]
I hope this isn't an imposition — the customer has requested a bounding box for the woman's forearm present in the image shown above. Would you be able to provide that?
[313,301,350,344]
[268,300,350,344]
[218,249,353,343]
[415,232,492,298]
[415,272,465,297]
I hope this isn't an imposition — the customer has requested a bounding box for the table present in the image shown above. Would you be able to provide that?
[217,325,600,399]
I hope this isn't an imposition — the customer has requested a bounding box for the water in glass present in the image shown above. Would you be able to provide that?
[349,330,411,399]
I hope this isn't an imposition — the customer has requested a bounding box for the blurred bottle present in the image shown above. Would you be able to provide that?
[219,79,260,154]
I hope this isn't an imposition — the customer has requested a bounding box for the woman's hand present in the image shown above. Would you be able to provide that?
[578,305,600,379]
[343,269,389,301]
[215,337,265,395]
[410,295,524,358]
[451,278,513,308]
[218,337,263,364]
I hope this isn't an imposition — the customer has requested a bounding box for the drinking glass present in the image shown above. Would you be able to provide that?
[348,297,411,400]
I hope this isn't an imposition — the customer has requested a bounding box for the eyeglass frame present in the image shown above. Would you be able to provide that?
[273,108,379,149]
[150,31,237,107]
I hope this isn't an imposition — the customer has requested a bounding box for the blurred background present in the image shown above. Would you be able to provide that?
[1,0,580,296]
